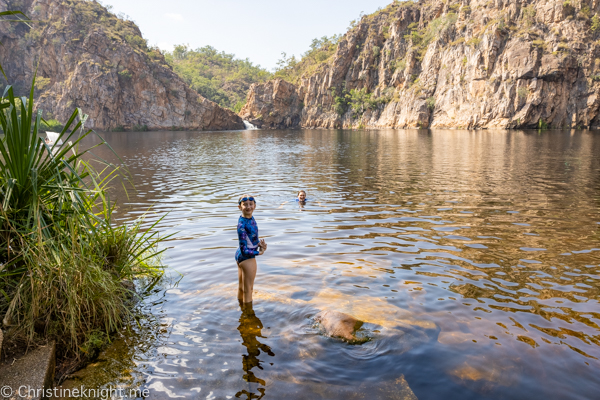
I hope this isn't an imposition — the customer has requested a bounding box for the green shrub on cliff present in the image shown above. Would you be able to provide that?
[165,45,271,112]
[592,14,600,33]
[274,35,341,84]
[405,13,458,60]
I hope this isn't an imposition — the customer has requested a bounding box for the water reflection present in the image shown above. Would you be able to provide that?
[66,129,600,400]
[236,302,274,399]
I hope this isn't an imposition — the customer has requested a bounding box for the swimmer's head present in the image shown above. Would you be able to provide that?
[238,193,256,217]
[297,190,306,202]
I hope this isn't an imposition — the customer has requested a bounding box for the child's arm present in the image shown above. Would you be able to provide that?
[238,224,260,257]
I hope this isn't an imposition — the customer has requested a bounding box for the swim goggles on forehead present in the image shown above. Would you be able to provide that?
[238,197,256,204]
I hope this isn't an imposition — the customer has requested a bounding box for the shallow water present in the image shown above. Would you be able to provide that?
[62,129,600,399]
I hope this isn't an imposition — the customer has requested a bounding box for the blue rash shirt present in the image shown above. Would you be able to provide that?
[235,216,260,263]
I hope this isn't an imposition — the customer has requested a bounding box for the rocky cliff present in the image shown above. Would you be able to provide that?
[0,0,244,131]
[241,0,600,129]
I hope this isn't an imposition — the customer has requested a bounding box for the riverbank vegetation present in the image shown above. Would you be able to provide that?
[165,45,271,112]
[0,79,167,361]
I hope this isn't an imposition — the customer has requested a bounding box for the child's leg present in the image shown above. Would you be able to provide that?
[238,258,258,303]
[237,263,244,301]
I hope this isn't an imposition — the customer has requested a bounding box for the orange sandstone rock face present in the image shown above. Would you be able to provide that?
[241,0,600,129]
[239,79,304,129]
[0,0,243,131]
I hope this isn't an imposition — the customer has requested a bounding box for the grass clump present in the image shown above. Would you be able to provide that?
[0,77,167,360]
[466,37,481,47]
[532,39,546,49]
[592,14,600,33]
[517,87,529,98]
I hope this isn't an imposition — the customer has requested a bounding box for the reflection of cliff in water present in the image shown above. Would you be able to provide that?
[236,303,275,399]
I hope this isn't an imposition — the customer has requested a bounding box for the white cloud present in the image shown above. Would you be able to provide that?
[165,13,184,21]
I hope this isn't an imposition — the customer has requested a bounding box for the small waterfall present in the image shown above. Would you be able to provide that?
[243,120,258,130]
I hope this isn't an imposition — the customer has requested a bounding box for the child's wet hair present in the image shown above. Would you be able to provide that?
[297,190,306,196]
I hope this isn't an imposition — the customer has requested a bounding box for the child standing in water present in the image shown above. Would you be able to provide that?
[236,194,267,304]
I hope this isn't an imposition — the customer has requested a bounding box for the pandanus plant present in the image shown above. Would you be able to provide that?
[0,75,167,356]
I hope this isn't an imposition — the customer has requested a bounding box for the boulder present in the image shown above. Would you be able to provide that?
[314,310,363,342]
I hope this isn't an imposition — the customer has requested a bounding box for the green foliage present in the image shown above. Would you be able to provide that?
[332,86,349,116]
[382,26,390,39]
[33,76,51,91]
[0,77,167,357]
[591,14,600,32]
[274,35,341,83]
[40,118,64,132]
[462,56,468,66]
[23,27,42,43]
[349,87,372,115]
[426,96,435,110]
[538,119,549,130]
[373,45,381,57]
[450,37,465,46]
[517,87,529,98]
[394,59,407,71]
[165,45,271,112]
[348,88,389,117]
[579,5,591,19]
[234,99,246,113]
[133,124,148,131]
[521,5,536,26]
[449,4,461,13]
[405,13,458,60]
[591,74,600,81]
[466,37,481,47]
[331,85,389,117]
[125,34,146,49]
[118,69,132,80]
[64,0,149,52]
[532,39,546,49]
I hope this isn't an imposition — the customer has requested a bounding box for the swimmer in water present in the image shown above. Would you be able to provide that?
[279,190,324,209]
[279,190,309,208]
[235,194,267,304]
[296,190,307,203]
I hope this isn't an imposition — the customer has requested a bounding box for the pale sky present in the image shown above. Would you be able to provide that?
[99,0,393,71]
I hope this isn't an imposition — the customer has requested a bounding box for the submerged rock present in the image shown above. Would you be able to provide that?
[314,310,364,342]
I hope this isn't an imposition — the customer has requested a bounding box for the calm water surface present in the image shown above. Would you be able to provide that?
[63,129,600,399]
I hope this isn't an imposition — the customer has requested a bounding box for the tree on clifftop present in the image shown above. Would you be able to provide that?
[165,45,271,113]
